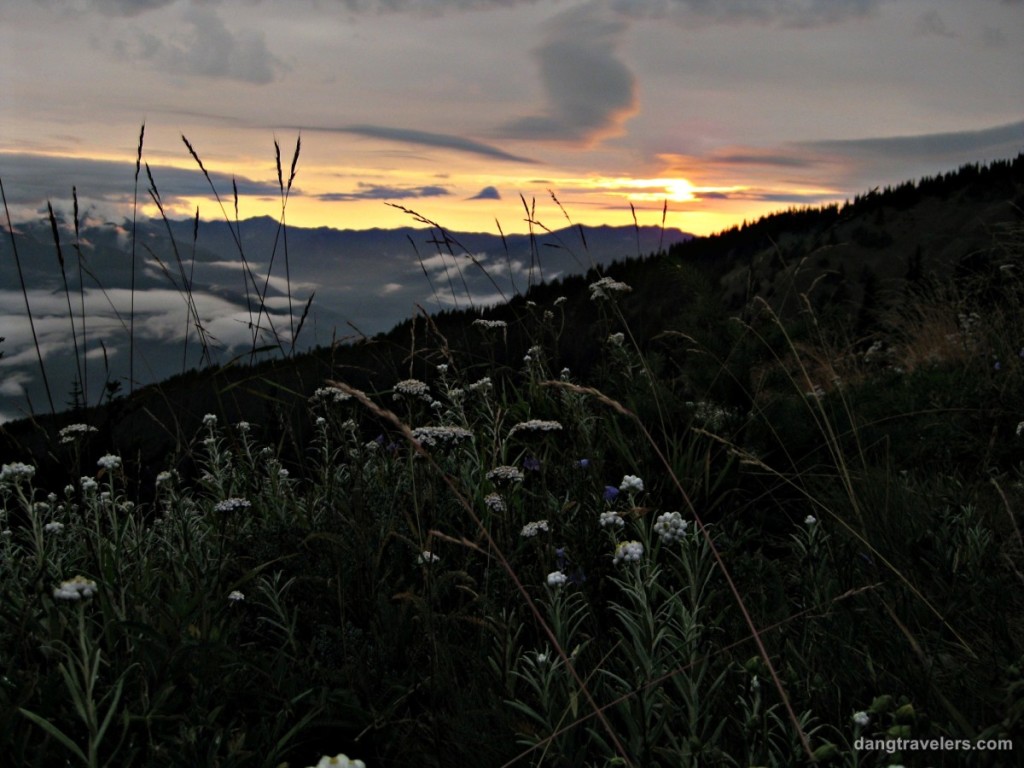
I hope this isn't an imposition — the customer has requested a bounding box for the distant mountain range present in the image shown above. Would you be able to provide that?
[0,217,689,421]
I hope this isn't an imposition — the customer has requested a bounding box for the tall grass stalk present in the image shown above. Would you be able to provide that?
[48,202,85,409]
[1,174,56,415]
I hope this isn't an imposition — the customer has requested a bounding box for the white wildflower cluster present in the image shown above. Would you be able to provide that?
[236,421,252,433]
[306,754,367,768]
[805,385,826,399]
[852,711,870,728]
[58,423,98,444]
[228,590,246,603]
[653,511,689,543]
[554,296,567,306]
[392,378,431,402]
[53,575,98,601]
[44,521,65,534]
[214,497,251,513]
[484,493,506,513]
[804,515,818,526]
[310,386,352,405]
[411,425,474,448]
[689,400,736,431]
[155,470,174,487]
[97,454,122,471]
[1,462,35,482]
[472,319,507,330]
[613,540,644,565]
[599,510,625,528]
[203,413,218,427]
[520,519,550,538]
[619,475,644,493]
[509,419,563,437]
[417,551,440,565]
[546,570,568,588]
[863,339,886,364]
[486,465,525,484]
[607,332,625,346]
[589,276,632,301]
[468,377,493,393]
[80,476,98,492]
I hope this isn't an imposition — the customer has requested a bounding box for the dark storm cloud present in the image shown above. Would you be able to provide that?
[0,153,283,211]
[609,0,884,27]
[502,3,637,144]
[311,125,536,163]
[468,186,501,200]
[317,183,450,201]
[804,120,1024,160]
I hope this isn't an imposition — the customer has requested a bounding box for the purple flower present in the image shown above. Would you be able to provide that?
[994,360,1002,371]
[575,459,590,469]
[523,456,542,472]
[555,547,568,570]
[603,485,620,501]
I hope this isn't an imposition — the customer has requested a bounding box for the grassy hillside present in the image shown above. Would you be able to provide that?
[0,155,1022,767]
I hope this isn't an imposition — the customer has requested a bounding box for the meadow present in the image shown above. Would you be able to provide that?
[1,151,1022,767]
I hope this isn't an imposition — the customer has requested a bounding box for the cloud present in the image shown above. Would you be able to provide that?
[915,9,957,38]
[804,120,1024,161]
[314,125,535,164]
[468,186,501,200]
[317,183,451,202]
[0,153,283,215]
[130,6,286,84]
[608,0,884,28]
[502,3,638,144]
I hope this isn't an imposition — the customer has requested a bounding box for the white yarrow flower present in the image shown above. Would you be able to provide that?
[804,515,818,526]
[417,551,440,565]
[44,521,65,534]
[653,511,688,543]
[852,711,870,727]
[228,590,246,602]
[520,520,550,538]
[619,475,644,493]
[214,497,251,513]
[613,540,644,565]
[97,454,121,471]
[546,570,568,588]
[53,575,98,601]
[599,510,625,528]
[308,754,367,768]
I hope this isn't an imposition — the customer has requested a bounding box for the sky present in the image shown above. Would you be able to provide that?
[1,0,1022,238]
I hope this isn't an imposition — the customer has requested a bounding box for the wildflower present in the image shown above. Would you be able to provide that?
[486,465,524,485]
[484,492,506,513]
[278,468,290,479]
[155,471,174,486]
[308,754,367,768]
[852,711,870,728]
[228,590,245,603]
[535,652,549,664]
[589,276,632,301]
[554,296,567,306]
[0,462,35,482]
[58,423,98,444]
[613,540,644,565]
[607,332,625,346]
[411,425,474,448]
[310,386,351,404]
[653,511,688,543]
[509,419,563,437]
[97,454,121,471]
[236,421,252,433]
[468,376,493,392]
[472,318,507,330]
[599,510,625,528]
[804,515,818,526]
[392,378,430,401]
[546,570,568,588]
[603,485,620,501]
[520,520,550,538]
[214,498,251,513]
[619,475,644,493]
[560,367,571,380]
[53,575,98,601]
[575,458,590,469]
[44,522,65,534]
[203,413,218,427]
[1017,421,1024,438]
[436,363,448,374]
[315,416,327,427]
[417,551,440,565]
[523,456,542,472]
[80,477,98,492]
